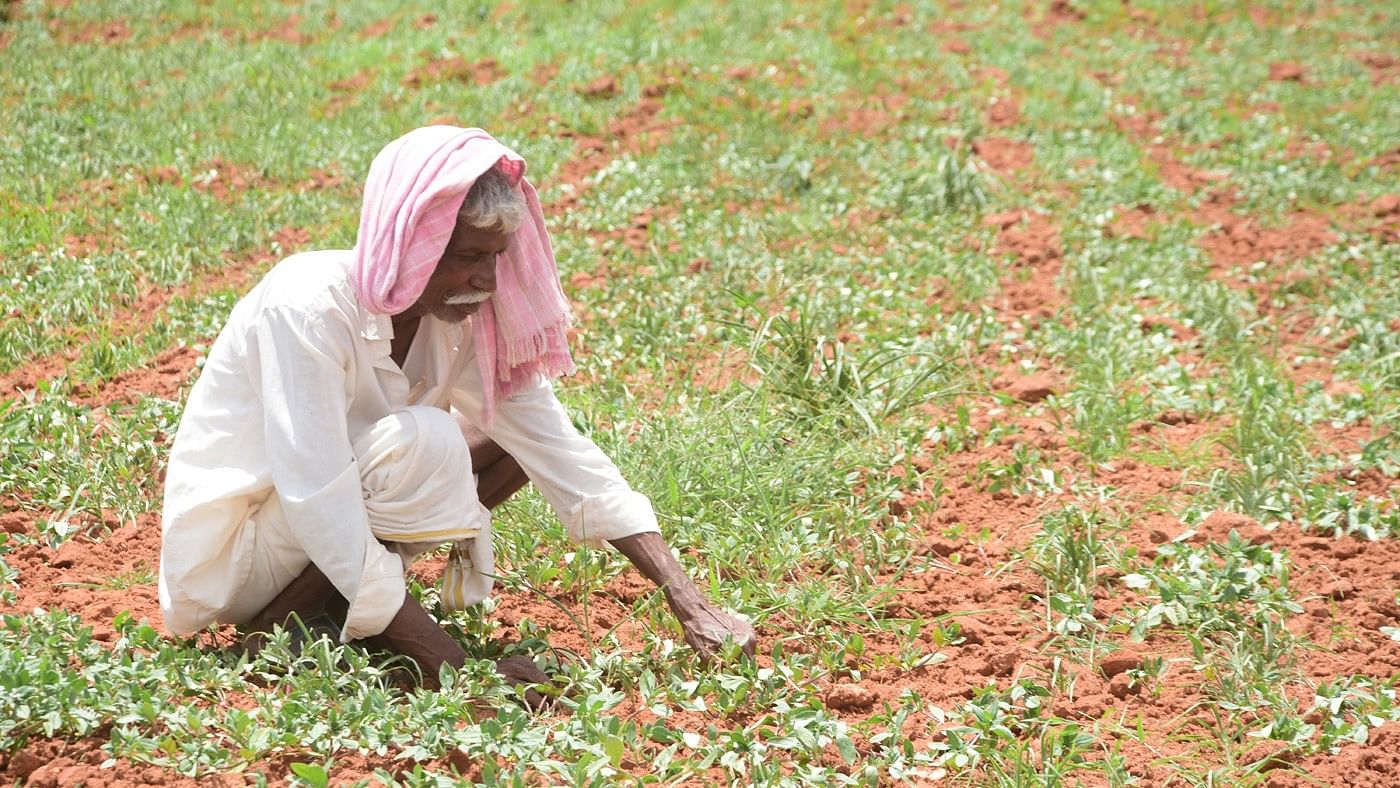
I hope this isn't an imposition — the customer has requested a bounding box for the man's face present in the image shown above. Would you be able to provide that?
[415,220,510,323]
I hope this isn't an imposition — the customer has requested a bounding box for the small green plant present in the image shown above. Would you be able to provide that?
[1124,531,1304,658]
[735,304,955,435]
[895,144,990,214]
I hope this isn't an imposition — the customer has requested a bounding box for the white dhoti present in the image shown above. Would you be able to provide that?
[221,406,495,639]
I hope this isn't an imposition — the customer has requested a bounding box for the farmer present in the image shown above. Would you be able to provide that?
[158,127,756,693]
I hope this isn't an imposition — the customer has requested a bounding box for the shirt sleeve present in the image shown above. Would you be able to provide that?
[250,305,406,641]
[450,364,660,548]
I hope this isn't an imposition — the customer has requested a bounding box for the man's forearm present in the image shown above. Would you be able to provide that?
[607,531,707,614]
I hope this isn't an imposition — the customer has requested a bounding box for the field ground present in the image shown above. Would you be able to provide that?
[2,0,1399,785]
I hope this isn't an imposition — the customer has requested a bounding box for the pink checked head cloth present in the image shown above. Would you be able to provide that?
[351,126,575,421]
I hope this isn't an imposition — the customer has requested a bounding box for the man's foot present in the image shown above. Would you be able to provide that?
[245,563,343,635]
[239,612,344,661]
[369,591,469,688]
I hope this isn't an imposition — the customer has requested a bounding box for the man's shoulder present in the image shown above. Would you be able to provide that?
[255,250,353,304]
[235,250,359,322]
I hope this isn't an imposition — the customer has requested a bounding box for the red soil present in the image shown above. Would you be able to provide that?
[1356,52,1399,86]
[1191,189,1338,270]
[55,20,131,46]
[1107,203,1161,239]
[1269,62,1307,82]
[0,710,462,786]
[1030,0,1087,38]
[190,158,273,202]
[820,93,911,136]
[982,209,1064,320]
[221,15,313,46]
[985,95,1021,128]
[357,17,396,39]
[1267,724,1400,787]
[548,89,680,217]
[0,736,223,787]
[971,136,1034,173]
[531,62,560,86]
[574,75,620,99]
[0,512,162,643]
[1149,145,1229,193]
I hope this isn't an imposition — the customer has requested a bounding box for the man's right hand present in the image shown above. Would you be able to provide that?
[678,600,758,662]
[495,655,552,710]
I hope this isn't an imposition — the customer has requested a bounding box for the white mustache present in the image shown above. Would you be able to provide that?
[444,291,492,306]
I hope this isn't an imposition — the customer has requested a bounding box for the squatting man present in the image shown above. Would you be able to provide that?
[159,127,756,697]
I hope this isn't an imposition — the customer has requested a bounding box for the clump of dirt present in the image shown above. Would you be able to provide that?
[1030,0,1086,38]
[61,232,119,258]
[985,96,1021,128]
[0,736,225,787]
[574,75,620,99]
[971,137,1034,173]
[1045,0,1086,23]
[1356,52,1398,86]
[328,69,373,94]
[976,210,1065,319]
[1362,194,1400,243]
[824,683,877,711]
[1268,62,1307,82]
[324,69,375,115]
[221,15,313,46]
[1267,724,1400,786]
[990,210,1061,267]
[402,55,505,89]
[531,62,560,86]
[190,158,271,202]
[296,166,346,192]
[999,371,1062,403]
[1372,194,1400,217]
[1149,146,1229,193]
[1107,203,1160,239]
[1112,101,1163,140]
[358,17,395,38]
[688,346,757,393]
[590,206,677,255]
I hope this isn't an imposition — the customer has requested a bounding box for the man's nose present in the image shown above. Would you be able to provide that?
[469,259,497,292]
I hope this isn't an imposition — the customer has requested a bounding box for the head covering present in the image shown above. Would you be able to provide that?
[351,126,575,421]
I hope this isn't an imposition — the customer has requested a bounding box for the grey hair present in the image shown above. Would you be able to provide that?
[459,166,526,233]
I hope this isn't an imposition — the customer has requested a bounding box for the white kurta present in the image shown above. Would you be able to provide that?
[159,250,659,641]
